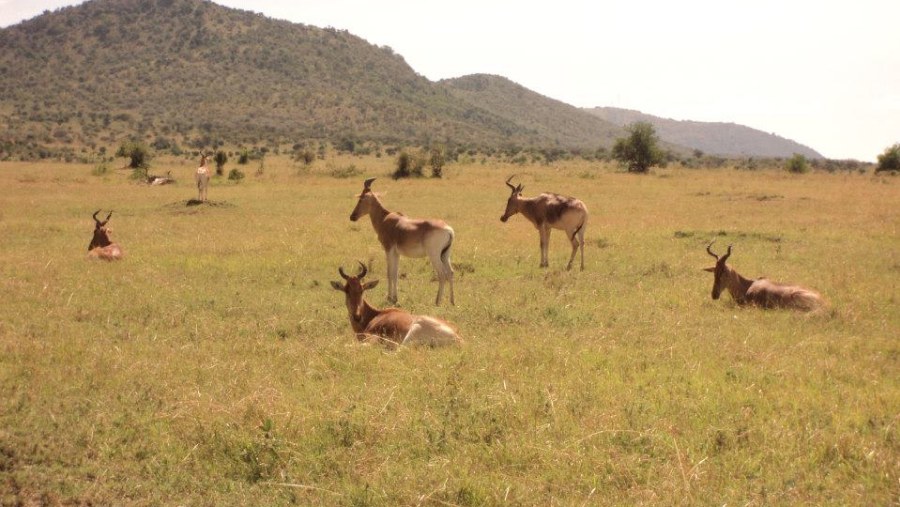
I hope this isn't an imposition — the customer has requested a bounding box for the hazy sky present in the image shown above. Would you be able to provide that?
[2,0,898,161]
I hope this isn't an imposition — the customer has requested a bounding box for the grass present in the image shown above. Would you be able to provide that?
[0,156,897,505]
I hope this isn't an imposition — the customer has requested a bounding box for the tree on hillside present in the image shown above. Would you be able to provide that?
[611,122,664,173]
[876,143,900,172]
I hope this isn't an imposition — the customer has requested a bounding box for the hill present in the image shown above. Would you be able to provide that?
[585,107,823,159]
[0,0,628,158]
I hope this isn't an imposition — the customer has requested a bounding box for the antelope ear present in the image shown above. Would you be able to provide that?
[330,281,344,291]
[362,280,379,290]
[702,267,715,272]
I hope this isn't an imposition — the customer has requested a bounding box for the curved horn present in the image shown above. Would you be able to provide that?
[505,175,517,191]
[103,210,113,225]
[363,177,376,190]
[721,245,733,263]
[338,266,350,280]
[706,241,719,260]
[356,261,367,279]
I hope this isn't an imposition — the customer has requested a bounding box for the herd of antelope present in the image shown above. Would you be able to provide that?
[87,158,826,347]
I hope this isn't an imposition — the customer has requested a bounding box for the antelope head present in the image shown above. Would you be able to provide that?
[349,177,378,221]
[331,261,379,321]
[88,209,114,250]
[703,241,733,300]
[500,175,524,222]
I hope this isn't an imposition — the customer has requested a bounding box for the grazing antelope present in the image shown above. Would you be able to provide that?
[87,210,124,261]
[331,263,462,348]
[349,177,455,305]
[703,242,825,311]
[195,154,210,202]
[500,176,588,270]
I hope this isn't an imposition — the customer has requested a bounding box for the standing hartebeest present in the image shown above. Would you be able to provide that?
[195,153,210,202]
[349,177,455,305]
[500,176,588,270]
[703,242,825,311]
[331,262,462,348]
[87,210,124,261]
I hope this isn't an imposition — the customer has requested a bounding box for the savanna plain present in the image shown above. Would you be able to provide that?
[1,155,897,506]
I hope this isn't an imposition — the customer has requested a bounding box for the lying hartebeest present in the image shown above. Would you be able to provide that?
[350,177,455,305]
[195,154,210,202]
[87,210,124,261]
[500,176,588,270]
[703,242,825,311]
[331,263,462,348]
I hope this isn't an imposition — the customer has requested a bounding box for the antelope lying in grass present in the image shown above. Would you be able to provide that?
[703,242,825,311]
[350,177,455,305]
[195,154,210,202]
[500,176,588,270]
[331,263,462,348]
[87,210,124,261]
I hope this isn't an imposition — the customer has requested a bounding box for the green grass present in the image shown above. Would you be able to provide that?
[1,156,897,505]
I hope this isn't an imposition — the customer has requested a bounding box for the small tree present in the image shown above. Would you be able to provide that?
[876,143,900,172]
[214,150,228,176]
[611,122,664,173]
[116,141,151,170]
[429,145,446,178]
[786,153,809,174]
[393,151,412,179]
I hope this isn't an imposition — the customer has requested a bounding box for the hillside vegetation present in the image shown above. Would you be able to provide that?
[1,0,822,162]
[0,155,897,505]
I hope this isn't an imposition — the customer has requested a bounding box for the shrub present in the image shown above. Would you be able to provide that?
[611,122,664,173]
[393,151,412,179]
[786,154,809,174]
[429,145,446,178]
[214,151,228,176]
[228,168,245,181]
[876,143,900,172]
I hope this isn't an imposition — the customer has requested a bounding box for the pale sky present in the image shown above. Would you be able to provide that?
[2,0,898,161]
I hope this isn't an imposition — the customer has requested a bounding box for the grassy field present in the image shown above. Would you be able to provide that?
[1,155,897,505]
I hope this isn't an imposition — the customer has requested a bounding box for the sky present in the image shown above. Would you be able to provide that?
[2,0,898,161]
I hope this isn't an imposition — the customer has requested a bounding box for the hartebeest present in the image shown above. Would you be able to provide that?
[331,263,462,348]
[500,176,588,270]
[87,210,124,261]
[195,154,210,202]
[350,177,455,305]
[703,242,825,311]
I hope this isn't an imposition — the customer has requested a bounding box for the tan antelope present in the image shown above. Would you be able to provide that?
[195,153,210,202]
[349,177,455,305]
[87,210,124,261]
[500,176,588,270]
[703,242,825,311]
[331,262,462,348]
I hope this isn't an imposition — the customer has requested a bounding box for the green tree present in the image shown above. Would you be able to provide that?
[214,150,228,176]
[611,122,664,173]
[876,143,900,172]
[393,151,412,179]
[429,145,446,178]
[115,141,152,172]
[786,153,809,174]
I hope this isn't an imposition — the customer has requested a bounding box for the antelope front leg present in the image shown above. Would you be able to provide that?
[386,249,400,303]
[539,226,550,268]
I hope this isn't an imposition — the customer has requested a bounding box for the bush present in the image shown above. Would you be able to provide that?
[393,151,412,179]
[214,151,228,176]
[876,143,900,172]
[611,122,664,173]
[228,168,245,181]
[786,154,809,174]
[115,141,152,170]
[429,145,446,178]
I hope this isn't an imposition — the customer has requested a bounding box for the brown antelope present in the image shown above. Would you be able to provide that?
[331,263,462,348]
[87,210,124,261]
[703,242,825,311]
[195,153,210,202]
[349,177,455,305]
[500,176,588,270]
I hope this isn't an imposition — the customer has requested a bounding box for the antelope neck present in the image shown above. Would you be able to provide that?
[723,266,755,304]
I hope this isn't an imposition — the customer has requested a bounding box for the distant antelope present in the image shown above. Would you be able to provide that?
[195,153,210,202]
[500,176,588,270]
[703,242,825,311]
[331,262,462,348]
[87,210,124,261]
[350,177,455,305]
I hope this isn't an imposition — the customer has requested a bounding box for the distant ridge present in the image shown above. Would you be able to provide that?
[585,107,823,159]
[0,0,823,160]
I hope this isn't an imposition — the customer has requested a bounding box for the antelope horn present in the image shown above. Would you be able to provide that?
[363,177,376,190]
[92,209,102,225]
[505,175,517,191]
[356,261,367,279]
[104,210,113,225]
[721,245,733,263]
[706,241,719,260]
[338,266,350,280]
